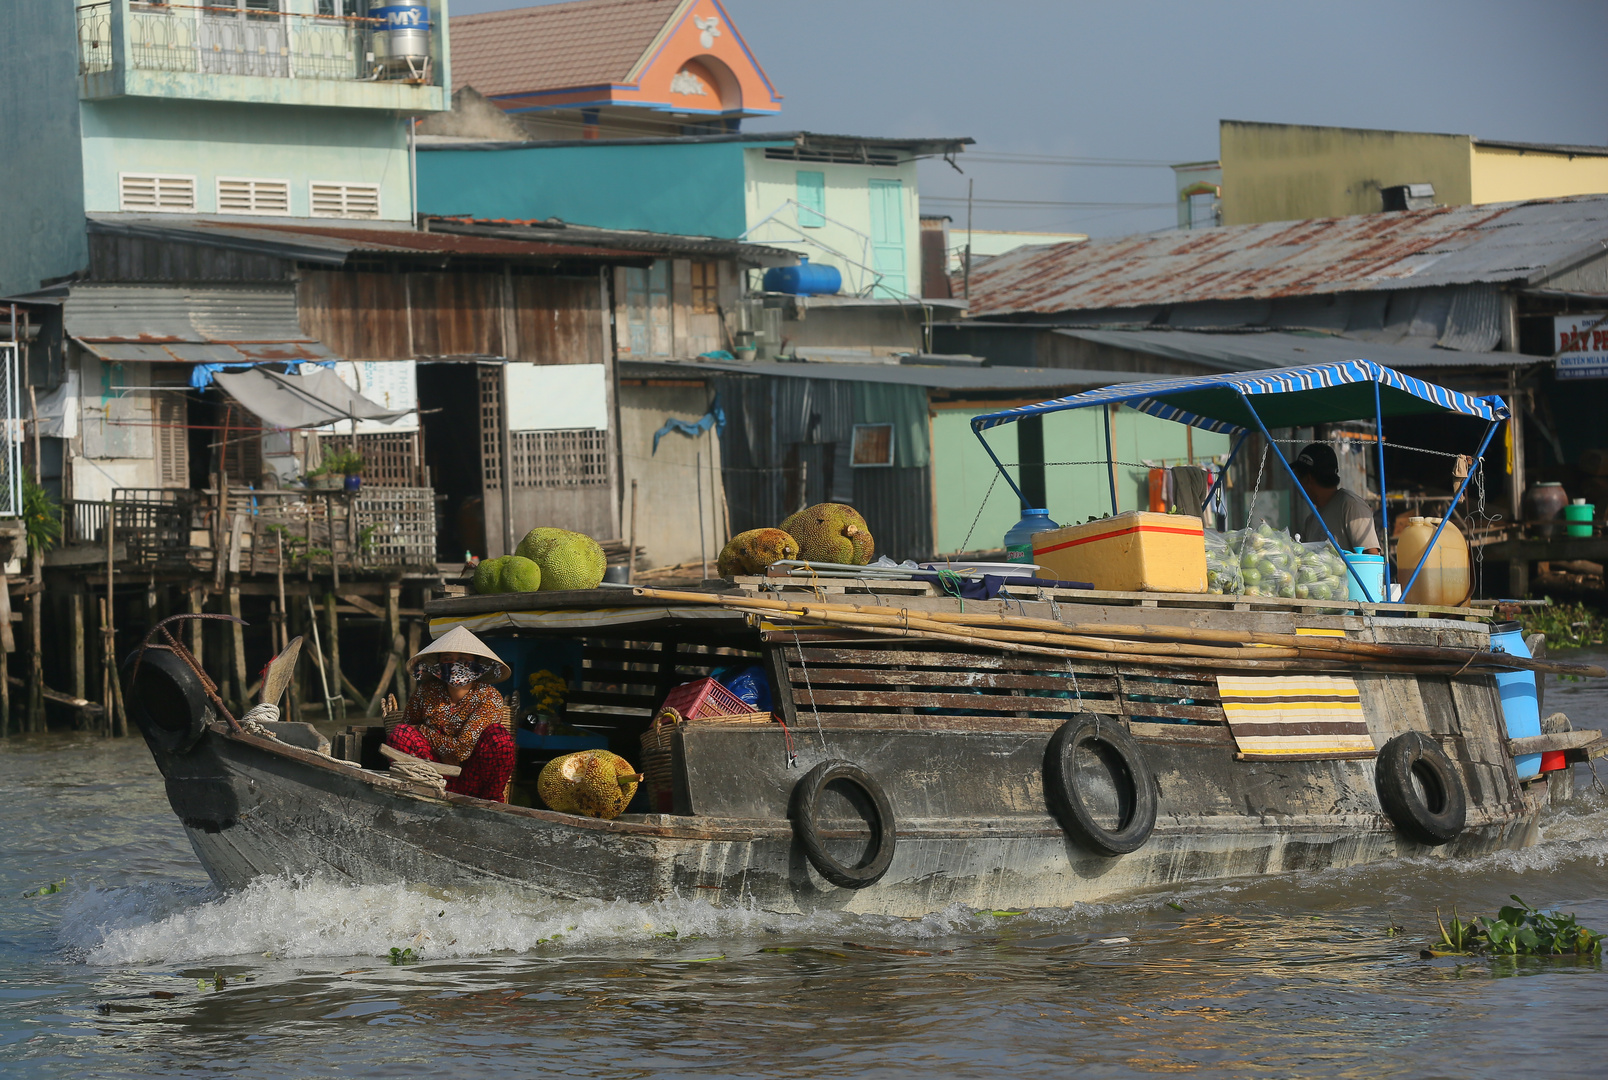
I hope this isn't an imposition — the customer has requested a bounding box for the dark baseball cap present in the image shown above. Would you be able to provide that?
[1293,443,1340,485]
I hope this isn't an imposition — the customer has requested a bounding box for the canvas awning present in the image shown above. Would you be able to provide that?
[971,360,1510,435]
[211,368,411,430]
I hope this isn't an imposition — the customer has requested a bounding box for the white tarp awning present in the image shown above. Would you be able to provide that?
[212,367,411,430]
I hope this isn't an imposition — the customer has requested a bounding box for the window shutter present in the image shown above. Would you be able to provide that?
[217,177,291,215]
[155,392,190,487]
[119,173,196,213]
[310,181,381,219]
[796,170,825,228]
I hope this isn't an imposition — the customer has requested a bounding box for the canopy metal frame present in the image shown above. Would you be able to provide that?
[969,363,1509,604]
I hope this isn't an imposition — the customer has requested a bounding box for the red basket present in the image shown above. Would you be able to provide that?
[659,677,749,721]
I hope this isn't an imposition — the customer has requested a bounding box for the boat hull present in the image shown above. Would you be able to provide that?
[152,725,1542,917]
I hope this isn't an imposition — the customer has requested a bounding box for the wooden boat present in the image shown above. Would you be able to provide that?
[125,578,1601,918]
[124,362,1605,916]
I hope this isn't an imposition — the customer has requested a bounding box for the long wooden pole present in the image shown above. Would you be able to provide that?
[632,587,1604,679]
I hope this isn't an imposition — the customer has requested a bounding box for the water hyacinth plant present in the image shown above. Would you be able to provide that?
[1426,896,1604,958]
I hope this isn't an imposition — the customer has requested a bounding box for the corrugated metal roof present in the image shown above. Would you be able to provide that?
[625,357,1148,390]
[64,283,333,349]
[967,194,1608,317]
[1055,328,1531,372]
[86,214,648,265]
[419,131,973,156]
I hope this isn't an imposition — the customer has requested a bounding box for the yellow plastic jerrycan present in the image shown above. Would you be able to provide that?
[1395,516,1472,606]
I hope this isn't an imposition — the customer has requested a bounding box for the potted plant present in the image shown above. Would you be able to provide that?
[306,448,365,492]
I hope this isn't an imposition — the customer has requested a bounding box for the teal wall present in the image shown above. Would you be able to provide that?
[81,97,411,219]
[417,141,759,236]
[0,2,88,294]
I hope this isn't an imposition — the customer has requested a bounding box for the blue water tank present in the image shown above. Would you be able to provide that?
[763,257,842,296]
[1004,508,1060,564]
[1489,621,1542,779]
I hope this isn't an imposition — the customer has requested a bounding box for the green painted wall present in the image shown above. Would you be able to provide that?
[744,150,923,298]
[81,97,411,219]
[0,2,88,294]
[933,405,1232,555]
[932,408,1020,556]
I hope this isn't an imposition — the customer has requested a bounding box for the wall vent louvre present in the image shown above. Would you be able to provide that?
[119,173,197,213]
[217,177,291,216]
[310,181,381,219]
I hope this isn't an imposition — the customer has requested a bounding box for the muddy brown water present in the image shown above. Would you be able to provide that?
[3,656,1607,1078]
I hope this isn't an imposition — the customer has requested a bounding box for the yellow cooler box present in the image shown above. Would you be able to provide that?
[1032,511,1207,593]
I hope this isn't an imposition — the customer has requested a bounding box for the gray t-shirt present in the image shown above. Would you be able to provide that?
[1296,487,1380,551]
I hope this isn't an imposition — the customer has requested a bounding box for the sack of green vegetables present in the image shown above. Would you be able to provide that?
[1204,522,1351,600]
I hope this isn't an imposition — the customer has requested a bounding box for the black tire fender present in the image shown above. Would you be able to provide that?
[124,647,213,754]
[1375,731,1467,846]
[1043,714,1158,856]
[789,760,896,889]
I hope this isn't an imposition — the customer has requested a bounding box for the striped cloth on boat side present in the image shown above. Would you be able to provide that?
[1215,674,1378,761]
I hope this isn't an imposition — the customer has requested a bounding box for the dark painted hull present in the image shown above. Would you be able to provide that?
[139,720,1545,917]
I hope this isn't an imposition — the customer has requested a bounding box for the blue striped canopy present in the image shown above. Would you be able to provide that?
[970,360,1509,434]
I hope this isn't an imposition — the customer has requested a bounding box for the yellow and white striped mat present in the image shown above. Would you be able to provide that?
[1215,674,1377,761]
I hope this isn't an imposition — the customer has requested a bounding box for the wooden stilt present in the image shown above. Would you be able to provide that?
[324,590,345,724]
[188,585,204,667]
[0,575,13,737]
[71,591,86,731]
[404,615,421,701]
[229,585,247,716]
[386,582,404,702]
[28,554,43,732]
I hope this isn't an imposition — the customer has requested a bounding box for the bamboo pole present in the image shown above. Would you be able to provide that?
[632,587,1604,679]
[228,585,247,717]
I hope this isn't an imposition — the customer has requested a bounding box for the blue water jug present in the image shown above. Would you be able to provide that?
[1004,509,1060,565]
[1489,621,1542,779]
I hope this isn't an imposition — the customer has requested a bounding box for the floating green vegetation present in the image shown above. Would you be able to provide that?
[1424,896,1604,958]
[388,947,417,966]
[23,878,65,899]
[985,910,1024,918]
[196,973,226,992]
[1518,601,1608,650]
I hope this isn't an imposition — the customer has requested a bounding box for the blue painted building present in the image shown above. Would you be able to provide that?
[0,1,451,296]
[417,131,970,299]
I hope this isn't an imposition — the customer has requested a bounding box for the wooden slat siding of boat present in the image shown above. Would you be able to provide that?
[778,645,1228,733]
[1449,675,1526,808]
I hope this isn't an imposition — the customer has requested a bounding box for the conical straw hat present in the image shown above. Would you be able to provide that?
[409,626,511,683]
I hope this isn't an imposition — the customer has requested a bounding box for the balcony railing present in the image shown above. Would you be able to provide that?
[76,3,430,86]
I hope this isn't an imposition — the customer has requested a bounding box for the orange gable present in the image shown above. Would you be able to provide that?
[450,0,780,117]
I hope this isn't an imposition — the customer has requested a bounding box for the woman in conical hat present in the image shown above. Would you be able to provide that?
[384,626,515,802]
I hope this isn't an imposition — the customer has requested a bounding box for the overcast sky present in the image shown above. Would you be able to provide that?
[449,0,1608,237]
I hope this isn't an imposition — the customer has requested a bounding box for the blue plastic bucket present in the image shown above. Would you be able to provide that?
[1489,621,1542,779]
[1342,551,1386,603]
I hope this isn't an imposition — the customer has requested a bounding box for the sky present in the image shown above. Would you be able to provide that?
[448,0,1608,237]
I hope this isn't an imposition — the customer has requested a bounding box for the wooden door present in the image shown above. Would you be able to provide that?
[868,178,907,299]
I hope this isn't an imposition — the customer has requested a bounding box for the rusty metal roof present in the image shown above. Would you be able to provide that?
[426,216,797,264]
[87,214,648,265]
[966,194,1608,318]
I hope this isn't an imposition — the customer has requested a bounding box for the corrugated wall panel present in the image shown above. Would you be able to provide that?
[853,464,933,562]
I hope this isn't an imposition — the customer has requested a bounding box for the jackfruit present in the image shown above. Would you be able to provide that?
[717,528,800,577]
[515,526,569,564]
[536,750,641,819]
[501,555,543,593]
[472,556,507,595]
[779,503,875,565]
[515,527,608,591]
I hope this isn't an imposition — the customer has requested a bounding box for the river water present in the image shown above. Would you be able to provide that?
[3,658,1607,1078]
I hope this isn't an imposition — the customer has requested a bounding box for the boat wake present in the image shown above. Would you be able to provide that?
[55,876,1068,967]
